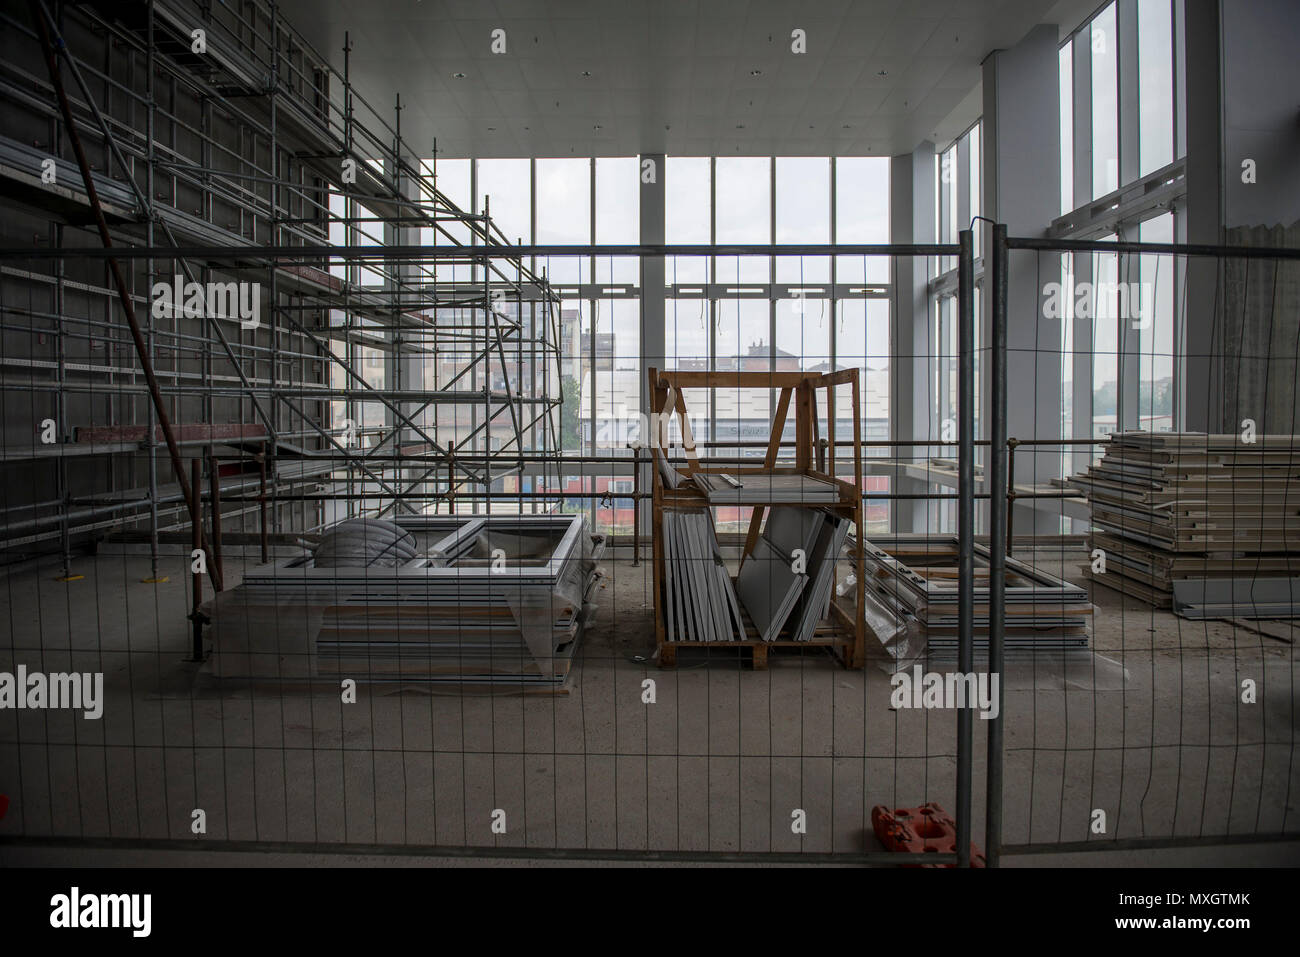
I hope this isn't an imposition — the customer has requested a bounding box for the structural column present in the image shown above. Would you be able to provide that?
[639,153,665,544]
[890,144,936,533]
[982,23,1062,534]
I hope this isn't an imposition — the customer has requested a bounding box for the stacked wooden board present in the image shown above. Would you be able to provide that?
[1067,432,1300,608]
[858,535,1092,653]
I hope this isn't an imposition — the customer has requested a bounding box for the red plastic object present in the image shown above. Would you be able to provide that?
[0,794,8,821]
[871,802,985,867]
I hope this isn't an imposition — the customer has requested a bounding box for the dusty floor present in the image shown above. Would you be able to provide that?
[1,543,1297,864]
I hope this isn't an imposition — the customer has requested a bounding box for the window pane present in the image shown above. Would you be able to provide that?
[776,157,830,281]
[665,297,708,369]
[937,144,958,273]
[1139,214,1174,430]
[1138,0,1174,176]
[536,159,589,244]
[714,298,771,452]
[666,157,710,283]
[1091,5,1119,197]
[594,299,640,449]
[775,298,830,372]
[714,298,769,370]
[966,124,981,257]
[328,189,347,281]
[834,298,890,430]
[716,156,769,281]
[1059,41,1073,214]
[596,157,639,284]
[838,296,892,531]
[1092,236,1119,438]
[476,158,531,244]
[564,300,592,452]
[422,158,472,283]
[355,199,384,287]
[536,158,590,283]
[596,157,638,243]
[716,256,771,286]
[835,157,890,284]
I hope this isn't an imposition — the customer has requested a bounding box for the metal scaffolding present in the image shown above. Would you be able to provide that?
[0,0,563,571]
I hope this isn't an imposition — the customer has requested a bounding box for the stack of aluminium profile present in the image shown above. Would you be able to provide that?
[662,509,745,642]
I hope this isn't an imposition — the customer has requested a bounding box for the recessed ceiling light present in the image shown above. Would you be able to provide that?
[452,72,466,79]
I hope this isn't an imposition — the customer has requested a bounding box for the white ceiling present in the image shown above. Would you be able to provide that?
[277,0,1097,159]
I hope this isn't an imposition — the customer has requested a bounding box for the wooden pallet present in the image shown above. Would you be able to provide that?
[648,368,867,670]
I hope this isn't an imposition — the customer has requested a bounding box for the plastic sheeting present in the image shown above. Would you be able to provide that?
[312,518,417,568]
[502,529,603,678]
[203,516,605,688]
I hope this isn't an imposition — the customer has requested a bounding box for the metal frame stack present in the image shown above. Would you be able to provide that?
[207,513,603,689]
[859,535,1092,654]
[1068,432,1300,608]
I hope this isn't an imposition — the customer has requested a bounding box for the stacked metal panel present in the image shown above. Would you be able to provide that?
[1171,577,1300,619]
[788,513,853,642]
[735,507,850,642]
[207,514,602,688]
[859,536,1092,653]
[1067,432,1300,608]
[662,509,745,642]
[694,473,843,505]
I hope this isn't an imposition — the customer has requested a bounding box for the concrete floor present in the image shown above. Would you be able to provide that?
[1,545,1298,865]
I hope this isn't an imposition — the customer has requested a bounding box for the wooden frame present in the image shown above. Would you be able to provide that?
[647,367,867,669]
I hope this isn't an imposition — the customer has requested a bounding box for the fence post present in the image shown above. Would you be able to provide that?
[956,229,975,868]
[986,223,1009,867]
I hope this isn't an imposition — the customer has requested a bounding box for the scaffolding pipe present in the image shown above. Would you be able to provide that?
[208,456,225,592]
[31,0,207,555]
[189,458,204,661]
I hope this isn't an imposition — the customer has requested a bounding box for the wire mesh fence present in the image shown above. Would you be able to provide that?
[991,233,1300,853]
